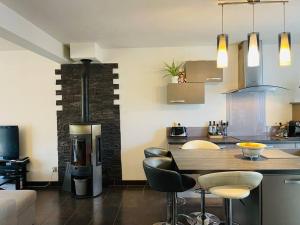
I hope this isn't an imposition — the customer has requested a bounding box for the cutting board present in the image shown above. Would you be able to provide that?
[261,150,299,159]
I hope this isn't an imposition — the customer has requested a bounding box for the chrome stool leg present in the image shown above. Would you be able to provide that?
[172,192,177,225]
[153,192,191,225]
[219,199,239,225]
[224,199,232,225]
[167,192,173,224]
[189,189,220,225]
[172,192,195,225]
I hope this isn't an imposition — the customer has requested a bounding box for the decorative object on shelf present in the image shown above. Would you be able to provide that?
[217,5,228,68]
[279,2,291,66]
[178,71,187,83]
[163,60,183,83]
[217,0,290,67]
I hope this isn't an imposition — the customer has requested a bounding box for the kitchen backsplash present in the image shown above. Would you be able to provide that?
[226,92,267,136]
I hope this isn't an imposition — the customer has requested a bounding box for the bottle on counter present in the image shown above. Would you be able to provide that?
[208,121,213,135]
[212,121,216,135]
[216,124,220,135]
[220,120,223,135]
[224,122,229,136]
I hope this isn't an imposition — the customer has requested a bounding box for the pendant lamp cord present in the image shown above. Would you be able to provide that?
[252,3,255,32]
[283,2,286,32]
[222,5,224,34]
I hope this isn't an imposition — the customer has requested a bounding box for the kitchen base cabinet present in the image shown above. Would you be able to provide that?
[232,174,300,225]
[262,174,300,225]
[232,187,260,225]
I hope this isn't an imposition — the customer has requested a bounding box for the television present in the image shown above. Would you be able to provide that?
[0,126,19,160]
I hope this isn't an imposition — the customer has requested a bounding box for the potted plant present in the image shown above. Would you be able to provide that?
[163,60,183,83]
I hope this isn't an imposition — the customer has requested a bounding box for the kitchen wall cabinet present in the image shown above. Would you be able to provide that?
[291,102,300,120]
[185,60,223,83]
[167,83,205,104]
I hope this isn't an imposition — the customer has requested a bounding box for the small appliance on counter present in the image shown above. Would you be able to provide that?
[288,121,300,137]
[169,123,187,137]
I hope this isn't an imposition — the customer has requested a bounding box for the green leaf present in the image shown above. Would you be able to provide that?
[162,60,183,77]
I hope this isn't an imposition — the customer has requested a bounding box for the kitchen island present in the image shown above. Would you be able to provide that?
[168,135,300,155]
[170,148,300,225]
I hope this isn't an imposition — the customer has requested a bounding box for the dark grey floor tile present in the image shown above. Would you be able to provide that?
[35,187,224,225]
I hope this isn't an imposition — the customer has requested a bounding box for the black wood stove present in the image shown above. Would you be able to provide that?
[63,59,103,198]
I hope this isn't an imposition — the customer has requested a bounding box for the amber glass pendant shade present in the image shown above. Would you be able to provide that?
[217,34,229,68]
[279,32,291,66]
[247,32,260,67]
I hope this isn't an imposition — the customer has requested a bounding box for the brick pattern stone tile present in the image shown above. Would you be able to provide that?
[56,63,121,185]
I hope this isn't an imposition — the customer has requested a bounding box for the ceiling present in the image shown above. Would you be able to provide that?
[0,0,299,48]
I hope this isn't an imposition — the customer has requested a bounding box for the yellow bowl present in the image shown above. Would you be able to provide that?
[236,142,266,159]
[236,142,266,150]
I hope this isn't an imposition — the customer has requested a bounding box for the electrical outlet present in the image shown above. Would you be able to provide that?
[52,167,58,173]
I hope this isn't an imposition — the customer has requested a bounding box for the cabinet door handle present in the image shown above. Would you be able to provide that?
[284,179,300,185]
[169,100,186,103]
[206,77,222,81]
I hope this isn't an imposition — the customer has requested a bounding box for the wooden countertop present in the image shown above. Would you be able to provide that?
[168,136,300,145]
[170,149,300,174]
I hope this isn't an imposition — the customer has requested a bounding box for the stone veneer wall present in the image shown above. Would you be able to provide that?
[55,63,121,185]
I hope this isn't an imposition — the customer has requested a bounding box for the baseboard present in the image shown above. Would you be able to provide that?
[120,180,147,186]
[109,180,147,186]
[25,180,147,188]
[25,181,61,189]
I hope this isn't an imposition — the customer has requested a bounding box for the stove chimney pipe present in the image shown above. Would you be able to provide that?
[81,59,91,122]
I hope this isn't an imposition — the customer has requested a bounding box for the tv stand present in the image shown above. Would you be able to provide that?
[0,157,29,189]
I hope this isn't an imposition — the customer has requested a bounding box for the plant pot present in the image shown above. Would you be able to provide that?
[171,76,178,83]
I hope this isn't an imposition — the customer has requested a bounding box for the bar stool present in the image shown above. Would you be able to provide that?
[198,171,263,225]
[181,140,220,225]
[144,146,185,221]
[181,140,220,150]
[144,147,170,158]
[143,157,196,225]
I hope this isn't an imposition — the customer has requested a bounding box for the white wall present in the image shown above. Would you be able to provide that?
[0,50,59,181]
[264,44,300,125]
[103,45,239,180]
[0,44,299,182]
[103,44,300,180]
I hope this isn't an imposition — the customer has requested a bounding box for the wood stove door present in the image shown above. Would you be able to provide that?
[71,135,92,166]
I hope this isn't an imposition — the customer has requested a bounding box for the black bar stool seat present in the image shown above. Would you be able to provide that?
[144,147,170,158]
[143,157,196,225]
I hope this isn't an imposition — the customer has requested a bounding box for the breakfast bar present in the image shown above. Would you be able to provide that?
[170,148,300,225]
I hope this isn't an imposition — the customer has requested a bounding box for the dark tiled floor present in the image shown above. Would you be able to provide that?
[35,186,224,225]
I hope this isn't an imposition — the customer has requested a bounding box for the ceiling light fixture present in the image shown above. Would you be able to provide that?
[247,3,260,67]
[218,0,288,5]
[217,5,229,68]
[279,2,291,66]
[217,0,289,67]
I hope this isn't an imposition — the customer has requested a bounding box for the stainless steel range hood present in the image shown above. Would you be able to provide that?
[225,41,288,94]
